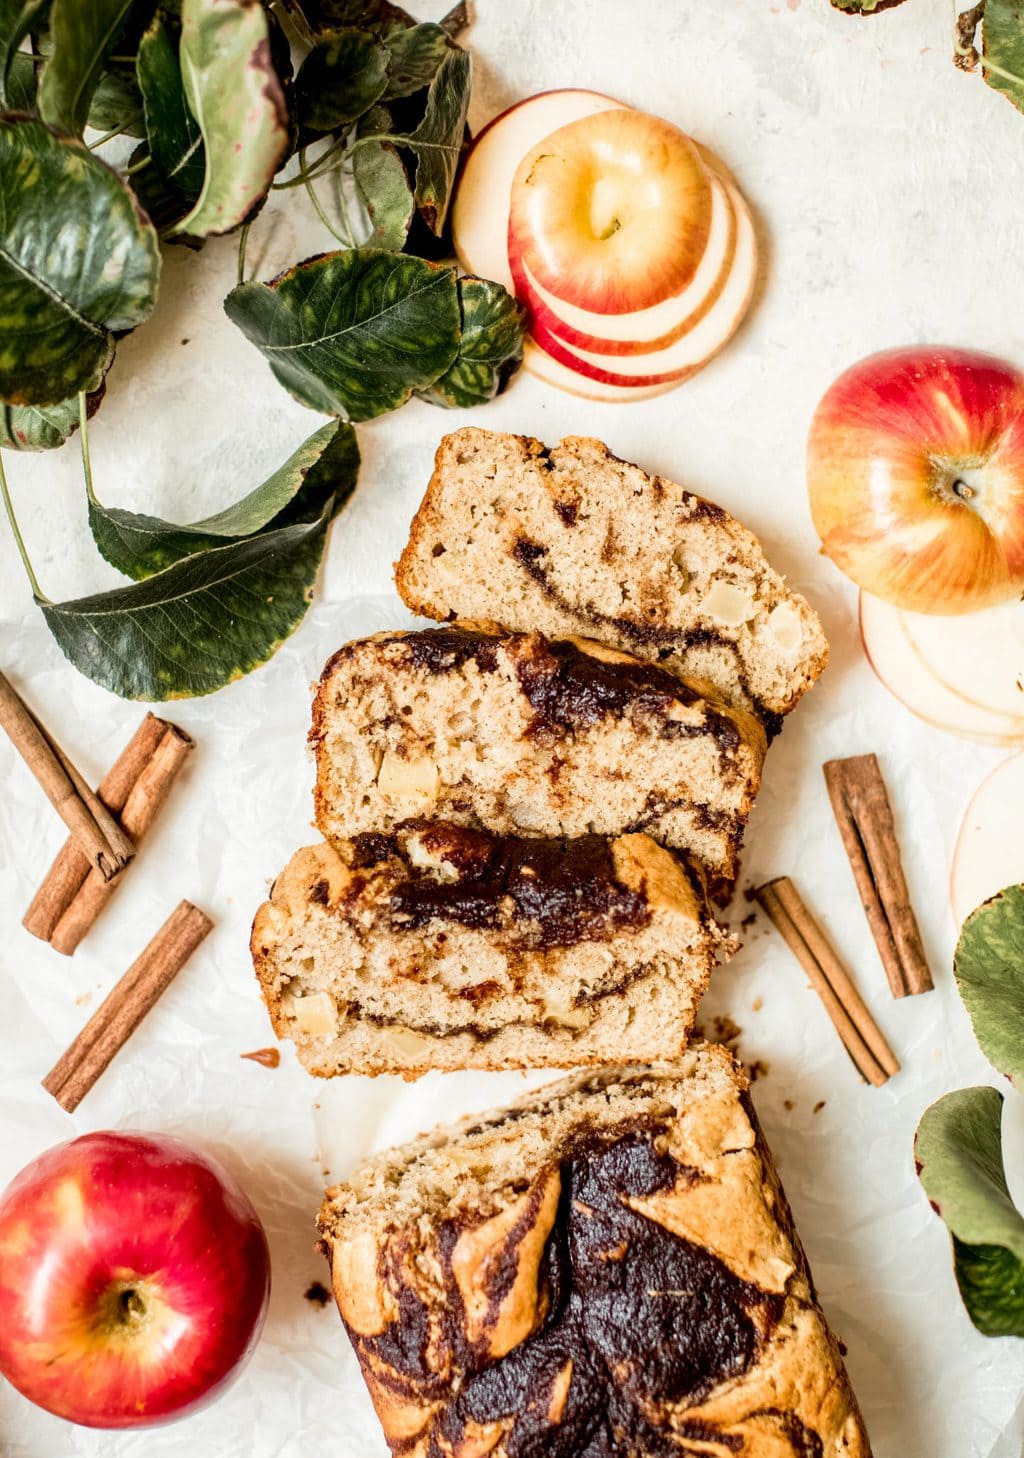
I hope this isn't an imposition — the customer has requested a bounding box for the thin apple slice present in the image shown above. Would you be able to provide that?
[507,108,713,315]
[521,336,678,402]
[512,173,736,356]
[898,600,1024,719]
[860,592,1024,744]
[951,752,1024,926]
[523,174,757,388]
[452,89,629,292]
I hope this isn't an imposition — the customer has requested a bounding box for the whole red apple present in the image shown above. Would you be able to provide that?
[0,1130,271,1428]
[808,345,1024,613]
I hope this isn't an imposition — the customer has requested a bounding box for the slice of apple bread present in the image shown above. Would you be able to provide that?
[251,823,733,1077]
[317,1048,872,1458]
[311,625,766,898]
[395,428,829,729]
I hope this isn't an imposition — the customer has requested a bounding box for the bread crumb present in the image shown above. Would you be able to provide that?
[783,1099,794,1111]
[304,1281,331,1307]
[711,1015,742,1046]
[748,1059,770,1083]
[813,1100,826,1114]
[741,911,757,930]
[751,996,763,1012]
[241,1047,280,1068]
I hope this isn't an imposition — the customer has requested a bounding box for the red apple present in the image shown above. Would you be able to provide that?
[808,346,1024,613]
[521,336,679,401]
[507,107,713,314]
[0,1131,271,1428]
[510,170,736,356]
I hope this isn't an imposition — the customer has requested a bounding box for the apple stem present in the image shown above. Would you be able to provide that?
[952,479,976,501]
[119,1288,146,1324]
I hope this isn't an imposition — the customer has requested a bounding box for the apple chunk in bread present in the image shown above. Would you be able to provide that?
[508,108,713,315]
[859,592,1024,745]
[452,88,628,291]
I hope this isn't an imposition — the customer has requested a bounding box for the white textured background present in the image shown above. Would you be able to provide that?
[2,1,1024,1453]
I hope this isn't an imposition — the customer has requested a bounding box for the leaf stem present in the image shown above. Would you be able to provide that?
[299,148,349,247]
[0,450,47,602]
[272,134,348,190]
[237,220,252,286]
[87,125,126,150]
[124,153,152,176]
[79,393,98,506]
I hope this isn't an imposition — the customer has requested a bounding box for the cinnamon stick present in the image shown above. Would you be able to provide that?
[47,724,195,956]
[0,671,135,881]
[823,754,932,997]
[42,901,213,1112]
[23,715,170,942]
[756,877,899,1087]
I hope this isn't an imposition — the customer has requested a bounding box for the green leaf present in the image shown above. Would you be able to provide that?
[4,47,36,109]
[225,248,460,420]
[402,46,469,234]
[982,0,1024,115]
[88,66,146,139]
[0,388,105,451]
[0,119,160,407]
[954,884,1024,1086]
[0,0,46,106]
[353,104,412,249]
[89,420,358,577]
[38,0,136,135]
[295,26,389,133]
[178,0,290,238]
[137,10,204,202]
[42,508,336,700]
[419,276,524,409]
[916,1087,1024,1338]
[381,21,448,100]
[829,0,908,10]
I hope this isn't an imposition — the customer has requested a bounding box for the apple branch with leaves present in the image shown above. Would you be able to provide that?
[0,0,525,701]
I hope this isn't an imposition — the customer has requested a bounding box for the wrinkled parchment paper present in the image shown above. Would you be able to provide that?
[2,1,1023,1452]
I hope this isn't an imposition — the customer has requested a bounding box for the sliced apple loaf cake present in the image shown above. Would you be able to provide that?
[396,428,829,728]
[311,625,766,897]
[251,823,733,1077]
[317,1047,871,1457]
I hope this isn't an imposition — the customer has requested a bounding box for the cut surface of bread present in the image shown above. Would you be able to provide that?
[318,1048,871,1458]
[396,428,829,727]
[311,626,766,897]
[251,824,734,1077]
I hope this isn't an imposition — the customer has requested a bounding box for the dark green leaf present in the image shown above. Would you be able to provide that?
[225,248,460,421]
[419,276,524,409]
[829,0,908,10]
[381,21,448,100]
[916,1087,1024,1338]
[954,883,1024,1086]
[403,46,469,234]
[88,66,146,138]
[0,0,46,106]
[178,0,290,237]
[126,140,195,235]
[300,0,413,34]
[295,26,389,133]
[4,47,36,108]
[353,104,412,249]
[42,508,336,700]
[982,0,1024,115]
[137,10,204,202]
[89,420,358,578]
[0,119,160,407]
[38,0,136,135]
[1,387,99,450]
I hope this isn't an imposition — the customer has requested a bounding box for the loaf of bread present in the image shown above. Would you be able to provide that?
[318,1047,871,1458]
[251,822,733,1077]
[311,625,766,898]
[396,429,829,729]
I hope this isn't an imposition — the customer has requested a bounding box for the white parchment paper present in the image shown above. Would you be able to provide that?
[1,1,1023,1453]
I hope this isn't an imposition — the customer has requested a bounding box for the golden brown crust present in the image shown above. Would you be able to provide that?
[318,1052,871,1457]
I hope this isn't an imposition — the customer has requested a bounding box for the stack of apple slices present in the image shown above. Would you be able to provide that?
[452,89,758,401]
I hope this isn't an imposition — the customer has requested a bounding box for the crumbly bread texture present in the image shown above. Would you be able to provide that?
[311,626,766,898]
[318,1047,871,1458]
[251,824,734,1077]
[396,429,829,727]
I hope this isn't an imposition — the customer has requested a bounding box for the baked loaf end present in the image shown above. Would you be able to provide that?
[396,428,829,727]
[251,825,733,1077]
[311,626,766,898]
[319,1048,871,1458]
